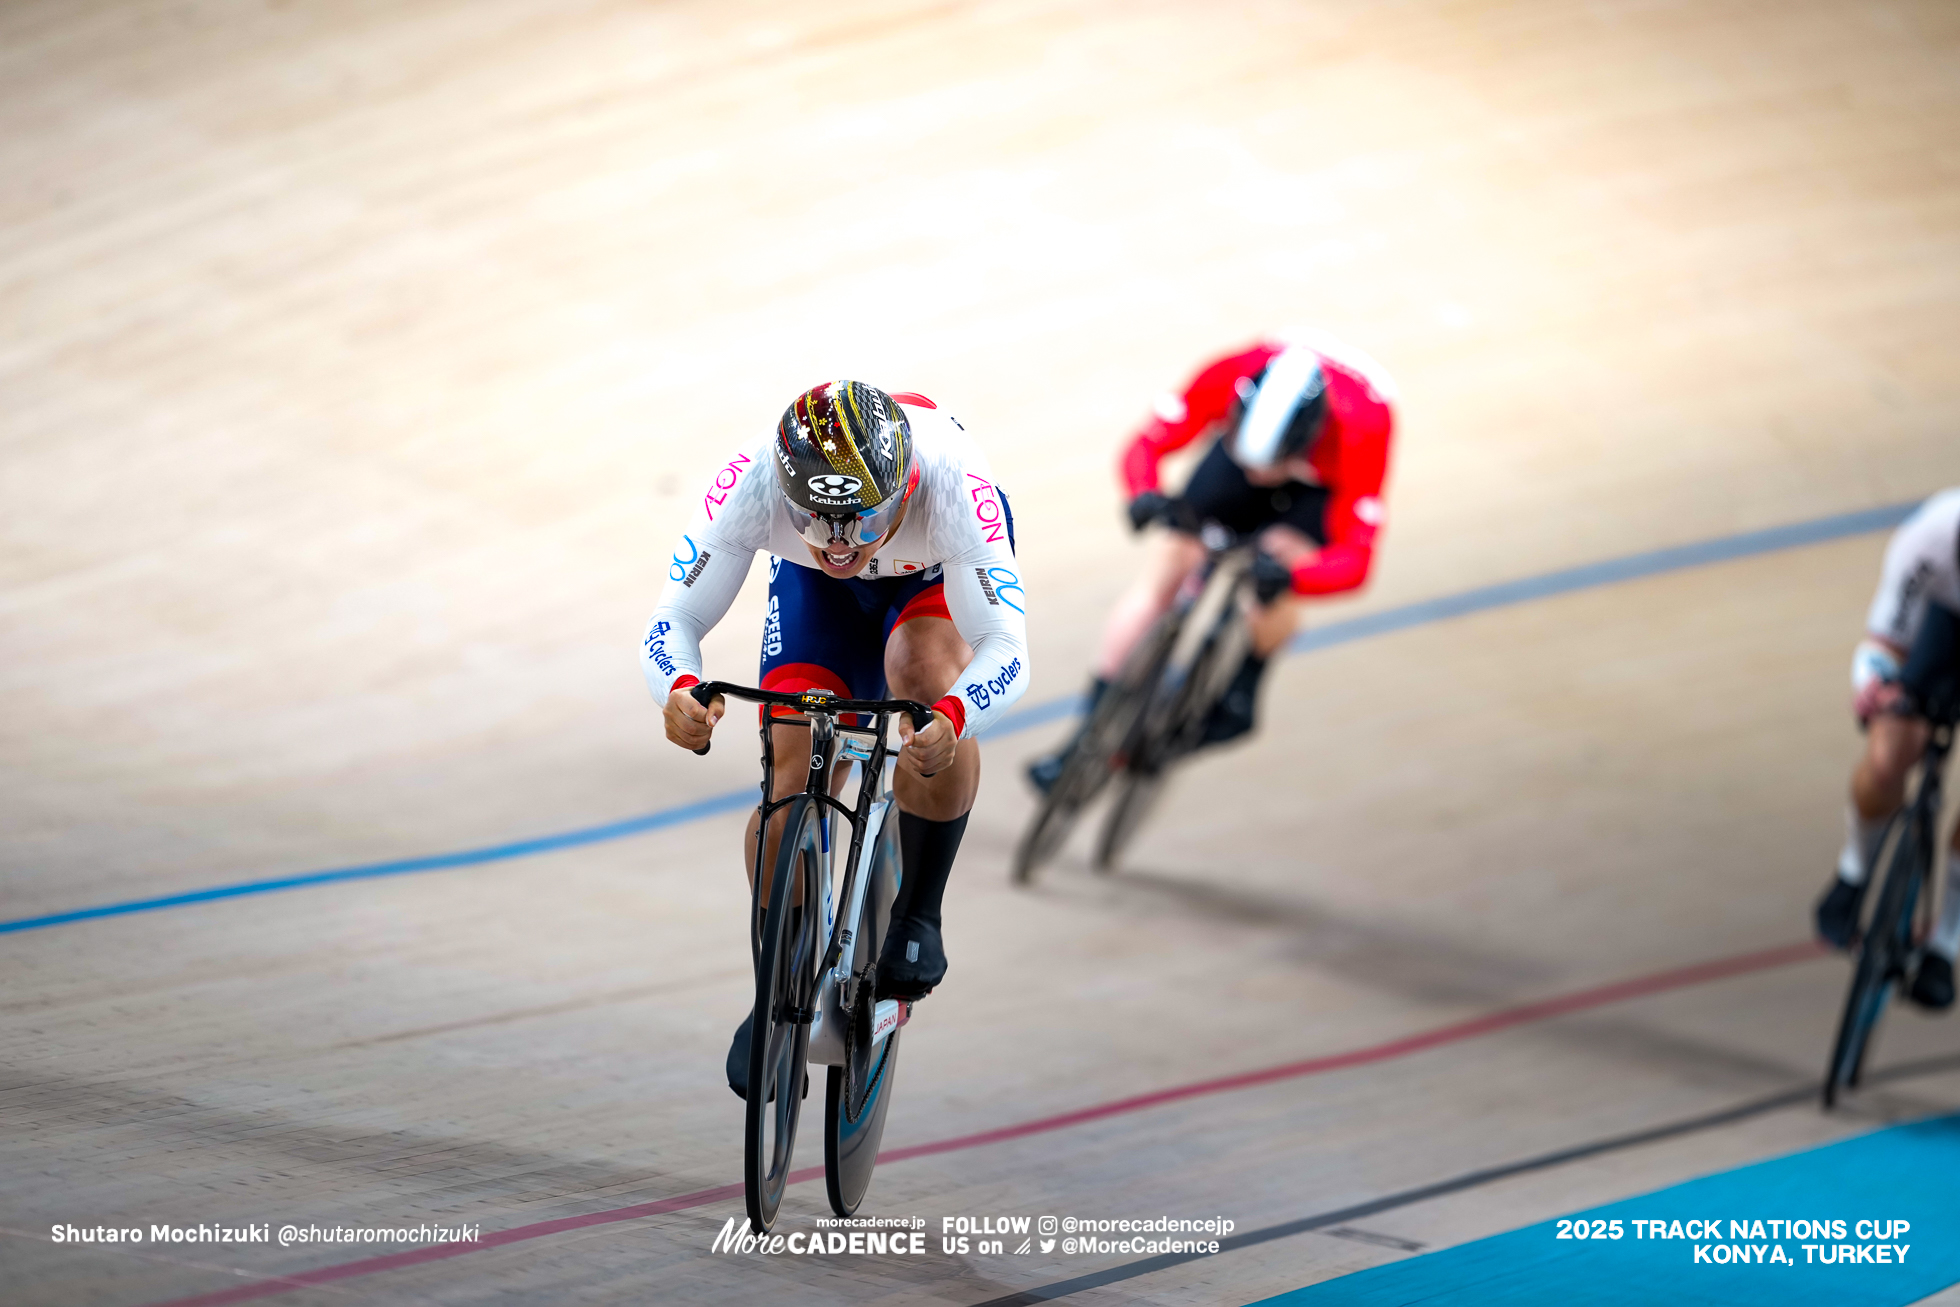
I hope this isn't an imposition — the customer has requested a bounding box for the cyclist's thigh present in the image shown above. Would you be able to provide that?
[881,578,969,702]
[1255,522,1319,569]
[1129,531,1205,605]
[1865,711,1927,786]
[759,556,890,792]
[759,555,889,705]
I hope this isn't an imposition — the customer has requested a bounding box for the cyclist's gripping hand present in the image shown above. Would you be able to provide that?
[1127,491,1173,534]
[1852,637,1906,722]
[665,684,725,751]
[898,710,959,779]
[1252,551,1294,605]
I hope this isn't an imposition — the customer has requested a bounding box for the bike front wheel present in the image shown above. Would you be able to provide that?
[1824,811,1922,1108]
[1013,612,1181,884]
[746,796,823,1231]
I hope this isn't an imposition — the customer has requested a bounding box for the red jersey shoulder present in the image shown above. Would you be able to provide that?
[1318,358,1392,436]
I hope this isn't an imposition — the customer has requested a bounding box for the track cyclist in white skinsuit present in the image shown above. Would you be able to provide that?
[642,381,1030,1098]
[1817,487,1960,1010]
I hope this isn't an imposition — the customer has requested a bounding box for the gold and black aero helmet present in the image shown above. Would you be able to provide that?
[774,381,918,549]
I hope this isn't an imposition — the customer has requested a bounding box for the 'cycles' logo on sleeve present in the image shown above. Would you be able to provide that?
[643,621,678,676]
[670,536,712,586]
[974,566,1024,613]
[964,657,1021,711]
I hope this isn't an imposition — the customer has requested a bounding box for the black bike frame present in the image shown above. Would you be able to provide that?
[1134,531,1260,755]
[690,682,933,979]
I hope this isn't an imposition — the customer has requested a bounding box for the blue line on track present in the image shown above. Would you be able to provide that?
[0,499,1918,938]
[1286,500,1916,656]
[1252,1110,1960,1306]
[0,792,757,936]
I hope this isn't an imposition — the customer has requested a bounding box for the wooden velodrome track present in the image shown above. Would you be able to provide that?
[4,1,1959,1303]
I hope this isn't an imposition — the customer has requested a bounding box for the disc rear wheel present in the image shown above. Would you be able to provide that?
[825,808,904,1215]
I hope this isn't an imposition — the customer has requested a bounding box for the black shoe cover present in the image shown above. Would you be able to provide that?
[877,918,947,999]
[1199,655,1264,747]
[726,1011,753,1100]
[1026,751,1068,795]
[1910,953,1955,1011]
[1199,686,1257,746]
[727,1011,807,1101]
[1814,877,1866,951]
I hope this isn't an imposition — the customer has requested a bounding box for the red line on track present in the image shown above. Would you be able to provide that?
[148,939,1825,1307]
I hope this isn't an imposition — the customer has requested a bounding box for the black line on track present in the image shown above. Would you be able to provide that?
[967,1052,1960,1307]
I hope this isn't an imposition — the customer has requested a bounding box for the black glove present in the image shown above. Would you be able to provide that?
[1127,491,1173,534]
[1252,551,1294,605]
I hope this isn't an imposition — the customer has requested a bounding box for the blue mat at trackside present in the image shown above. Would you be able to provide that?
[1253,1112,1960,1306]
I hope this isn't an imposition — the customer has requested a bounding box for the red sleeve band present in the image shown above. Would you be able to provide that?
[671,674,701,693]
[932,694,967,738]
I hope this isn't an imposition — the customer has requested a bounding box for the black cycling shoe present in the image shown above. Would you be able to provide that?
[1814,877,1866,950]
[1199,655,1266,747]
[1027,679,1110,795]
[1909,953,1955,1011]
[1026,751,1068,795]
[726,1012,754,1100]
[1199,690,1255,745]
[877,918,947,999]
[726,1011,807,1101]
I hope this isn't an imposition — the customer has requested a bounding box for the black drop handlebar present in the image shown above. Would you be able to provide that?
[685,681,936,757]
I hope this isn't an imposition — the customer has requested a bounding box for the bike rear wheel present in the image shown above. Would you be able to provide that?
[1095,766,1166,871]
[746,797,823,1231]
[1824,811,1923,1108]
[826,805,905,1215]
[1013,611,1181,884]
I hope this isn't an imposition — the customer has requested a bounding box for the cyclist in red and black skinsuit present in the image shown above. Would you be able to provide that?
[1027,332,1395,792]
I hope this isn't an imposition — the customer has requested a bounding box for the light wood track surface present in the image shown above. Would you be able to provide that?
[3,1,1958,1303]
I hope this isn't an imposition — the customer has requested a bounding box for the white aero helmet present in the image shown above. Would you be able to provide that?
[1231,346,1329,469]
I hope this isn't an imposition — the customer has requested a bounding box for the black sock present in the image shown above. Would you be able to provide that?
[1233,653,1268,698]
[893,810,970,929]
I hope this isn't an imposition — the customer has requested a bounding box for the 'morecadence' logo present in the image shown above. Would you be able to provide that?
[709,1217,927,1257]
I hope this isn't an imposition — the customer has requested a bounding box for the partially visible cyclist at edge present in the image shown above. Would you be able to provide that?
[1026,332,1394,792]
[642,381,1029,1098]
[1816,487,1960,1010]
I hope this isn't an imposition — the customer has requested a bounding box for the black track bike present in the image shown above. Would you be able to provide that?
[688,682,934,1230]
[1013,522,1264,882]
[1823,689,1958,1109]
